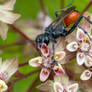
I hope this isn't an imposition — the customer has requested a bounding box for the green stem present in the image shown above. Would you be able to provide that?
[81,0,92,15]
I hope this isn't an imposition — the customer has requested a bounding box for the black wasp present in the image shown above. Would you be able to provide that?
[36,0,92,64]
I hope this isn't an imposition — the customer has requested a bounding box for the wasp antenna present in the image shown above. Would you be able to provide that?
[63,0,74,10]
[55,0,74,17]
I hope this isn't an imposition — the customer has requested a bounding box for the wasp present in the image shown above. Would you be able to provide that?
[36,0,92,64]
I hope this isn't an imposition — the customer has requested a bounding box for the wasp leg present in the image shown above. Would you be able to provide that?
[55,9,64,17]
[36,43,41,56]
[55,0,74,17]
[51,39,58,66]
[78,25,92,40]
[52,40,55,60]
[64,16,92,37]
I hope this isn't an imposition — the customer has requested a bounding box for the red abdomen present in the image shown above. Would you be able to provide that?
[64,11,80,26]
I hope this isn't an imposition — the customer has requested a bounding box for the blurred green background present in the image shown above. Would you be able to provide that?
[0,0,92,92]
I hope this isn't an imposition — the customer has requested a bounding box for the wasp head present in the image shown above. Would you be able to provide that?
[35,33,50,49]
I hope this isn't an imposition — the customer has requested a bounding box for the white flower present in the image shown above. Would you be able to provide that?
[0,79,8,92]
[29,43,65,82]
[37,76,79,92]
[29,57,42,67]
[67,27,92,67]
[53,82,78,92]
[80,69,92,80]
[40,68,51,82]
[0,57,18,91]
[0,0,21,40]
[53,82,63,92]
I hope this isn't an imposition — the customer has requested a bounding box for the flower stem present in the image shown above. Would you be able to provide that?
[27,75,39,92]
[9,24,35,47]
[19,62,28,67]
[13,71,24,78]
[8,69,40,87]
[81,0,92,15]
[39,0,47,15]
[0,40,29,49]
[61,0,64,9]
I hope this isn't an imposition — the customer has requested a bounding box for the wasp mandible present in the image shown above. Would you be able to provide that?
[36,0,92,64]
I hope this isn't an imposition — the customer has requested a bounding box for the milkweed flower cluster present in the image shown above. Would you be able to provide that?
[37,75,78,92]
[67,27,92,66]
[29,43,65,81]
[0,0,92,91]
[0,57,18,92]
[28,13,92,92]
[67,26,92,80]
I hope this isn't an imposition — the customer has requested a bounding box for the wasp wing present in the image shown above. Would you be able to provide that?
[49,6,76,29]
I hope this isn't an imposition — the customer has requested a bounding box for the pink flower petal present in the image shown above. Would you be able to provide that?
[40,43,51,57]
[53,64,65,76]
[80,42,89,52]
[40,68,51,82]
[43,58,51,68]
[55,51,66,61]
[66,42,78,52]
[85,55,92,67]
[76,52,85,65]
[80,70,92,80]
[29,57,42,67]
[76,27,88,41]
[89,43,92,56]
[53,82,63,92]
[68,83,78,92]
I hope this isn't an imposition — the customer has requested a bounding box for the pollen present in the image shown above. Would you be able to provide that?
[35,60,40,64]
[84,37,89,42]
[57,66,61,71]
[56,54,61,60]
[0,84,4,89]
[78,41,82,46]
